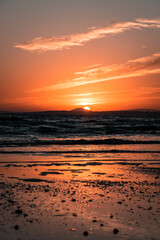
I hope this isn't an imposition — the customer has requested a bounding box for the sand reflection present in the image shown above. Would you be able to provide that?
[0,148,160,240]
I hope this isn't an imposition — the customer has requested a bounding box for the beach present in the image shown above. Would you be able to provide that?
[0,111,160,240]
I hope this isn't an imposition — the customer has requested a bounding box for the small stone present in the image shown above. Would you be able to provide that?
[113,228,119,234]
[15,209,22,214]
[92,219,97,222]
[147,206,152,210]
[71,199,76,202]
[14,225,19,230]
[83,231,89,236]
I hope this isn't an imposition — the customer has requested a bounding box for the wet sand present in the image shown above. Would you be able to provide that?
[0,151,160,240]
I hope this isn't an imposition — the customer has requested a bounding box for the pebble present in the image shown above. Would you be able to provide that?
[14,225,19,230]
[71,199,76,202]
[83,231,89,236]
[113,228,119,234]
[92,219,97,222]
[15,209,22,214]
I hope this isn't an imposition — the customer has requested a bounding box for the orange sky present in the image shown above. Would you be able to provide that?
[0,0,160,111]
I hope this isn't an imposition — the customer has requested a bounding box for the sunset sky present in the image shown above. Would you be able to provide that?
[1,0,160,111]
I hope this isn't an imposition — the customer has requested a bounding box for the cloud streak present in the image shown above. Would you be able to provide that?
[15,18,160,52]
[30,52,160,92]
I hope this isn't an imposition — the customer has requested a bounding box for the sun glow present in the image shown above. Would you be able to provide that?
[83,106,90,111]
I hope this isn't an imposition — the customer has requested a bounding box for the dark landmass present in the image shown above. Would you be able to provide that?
[0,108,159,117]
[71,107,90,113]
[128,108,159,112]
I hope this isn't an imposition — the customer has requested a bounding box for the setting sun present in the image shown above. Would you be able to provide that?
[83,106,90,111]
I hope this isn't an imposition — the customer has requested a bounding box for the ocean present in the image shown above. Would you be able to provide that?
[0,111,160,148]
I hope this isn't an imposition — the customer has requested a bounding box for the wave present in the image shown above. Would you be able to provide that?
[0,138,160,147]
[0,149,160,155]
[37,126,59,134]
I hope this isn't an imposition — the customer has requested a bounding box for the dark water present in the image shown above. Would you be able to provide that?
[0,111,160,147]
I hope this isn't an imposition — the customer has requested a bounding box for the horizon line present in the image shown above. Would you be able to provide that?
[0,108,159,113]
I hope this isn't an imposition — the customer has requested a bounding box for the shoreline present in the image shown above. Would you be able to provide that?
[0,153,159,240]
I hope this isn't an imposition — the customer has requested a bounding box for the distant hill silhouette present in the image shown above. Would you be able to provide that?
[71,108,91,113]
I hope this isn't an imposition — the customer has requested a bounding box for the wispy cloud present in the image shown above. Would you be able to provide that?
[15,18,160,52]
[64,91,110,98]
[30,52,160,92]
[59,91,109,106]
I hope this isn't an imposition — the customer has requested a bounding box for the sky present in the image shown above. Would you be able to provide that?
[0,0,160,111]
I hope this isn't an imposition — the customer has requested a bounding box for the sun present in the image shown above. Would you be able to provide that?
[83,106,90,111]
